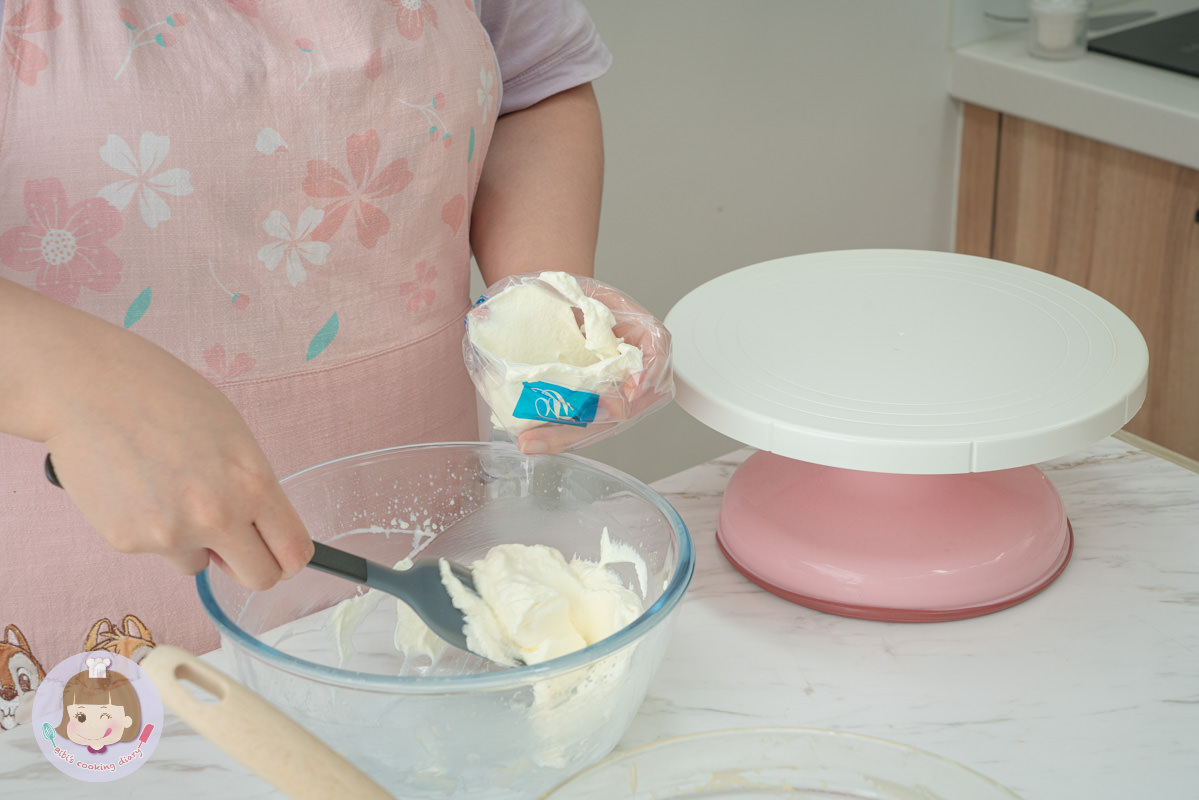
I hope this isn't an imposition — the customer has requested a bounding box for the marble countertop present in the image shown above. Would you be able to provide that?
[950,0,1199,170]
[3,435,1197,798]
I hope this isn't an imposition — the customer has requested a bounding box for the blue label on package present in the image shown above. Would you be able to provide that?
[513,382,599,427]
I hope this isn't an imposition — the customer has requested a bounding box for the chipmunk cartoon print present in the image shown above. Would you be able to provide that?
[0,624,45,731]
[83,615,156,663]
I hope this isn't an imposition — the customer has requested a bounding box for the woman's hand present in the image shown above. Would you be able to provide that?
[0,279,313,590]
[46,347,314,590]
[516,284,674,455]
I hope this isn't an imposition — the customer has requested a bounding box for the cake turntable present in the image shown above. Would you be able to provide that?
[664,250,1148,621]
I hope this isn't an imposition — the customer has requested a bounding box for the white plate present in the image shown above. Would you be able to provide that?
[539,727,1023,799]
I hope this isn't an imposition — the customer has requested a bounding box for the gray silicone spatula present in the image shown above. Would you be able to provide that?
[44,454,479,656]
[307,540,476,653]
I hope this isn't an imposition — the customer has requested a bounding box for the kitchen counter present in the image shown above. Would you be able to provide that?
[3,435,1197,798]
[950,0,1199,170]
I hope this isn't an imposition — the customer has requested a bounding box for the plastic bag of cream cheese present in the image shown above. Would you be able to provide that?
[463,271,674,452]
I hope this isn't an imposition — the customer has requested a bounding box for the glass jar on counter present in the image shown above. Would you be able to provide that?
[1028,0,1090,60]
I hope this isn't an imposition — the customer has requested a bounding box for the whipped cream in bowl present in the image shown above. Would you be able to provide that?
[329,529,648,669]
[196,443,694,800]
[444,530,648,667]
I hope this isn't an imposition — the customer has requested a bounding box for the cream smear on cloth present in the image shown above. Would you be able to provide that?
[466,271,644,435]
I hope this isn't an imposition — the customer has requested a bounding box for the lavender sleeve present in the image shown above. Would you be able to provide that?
[476,0,613,115]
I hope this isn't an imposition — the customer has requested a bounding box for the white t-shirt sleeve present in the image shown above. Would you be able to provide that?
[476,0,613,115]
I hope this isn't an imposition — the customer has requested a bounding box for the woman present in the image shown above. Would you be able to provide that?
[0,0,623,668]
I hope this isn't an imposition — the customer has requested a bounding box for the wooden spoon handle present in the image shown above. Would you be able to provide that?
[142,645,392,800]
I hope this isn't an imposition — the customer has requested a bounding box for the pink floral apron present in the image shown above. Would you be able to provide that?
[0,0,498,671]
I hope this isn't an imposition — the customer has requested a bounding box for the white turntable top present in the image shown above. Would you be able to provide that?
[664,250,1149,474]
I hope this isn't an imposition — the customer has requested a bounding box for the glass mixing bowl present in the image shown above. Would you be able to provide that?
[539,727,1023,799]
[197,442,693,799]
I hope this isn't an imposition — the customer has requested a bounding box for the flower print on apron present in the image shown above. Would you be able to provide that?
[0,0,499,666]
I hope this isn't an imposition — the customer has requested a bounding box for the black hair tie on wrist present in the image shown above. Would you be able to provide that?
[44,453,62,488]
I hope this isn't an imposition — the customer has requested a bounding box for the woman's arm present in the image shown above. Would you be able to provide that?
[0,277,313,588]
[467,83,672,455]
[470,82,604,284]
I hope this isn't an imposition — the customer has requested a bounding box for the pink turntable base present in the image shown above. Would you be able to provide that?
[716,452,1073,621]
[665,251,1148,621]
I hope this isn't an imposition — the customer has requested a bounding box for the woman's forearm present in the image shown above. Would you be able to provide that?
[0,277,124,443]
[470,82,604,285]
[0,275,314,585]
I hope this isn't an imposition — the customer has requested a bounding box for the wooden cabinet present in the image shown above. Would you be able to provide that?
[956,103,1199,462]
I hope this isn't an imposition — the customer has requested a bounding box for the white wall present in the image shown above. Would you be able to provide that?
[490,1,965,482]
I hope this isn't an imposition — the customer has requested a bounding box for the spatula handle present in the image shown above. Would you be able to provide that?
[141,645,392,800]
[308,540,369,582]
